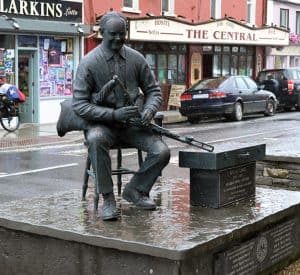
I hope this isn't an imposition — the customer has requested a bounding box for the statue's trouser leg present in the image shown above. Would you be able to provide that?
[120,127,171,194]
[85,126,116,195]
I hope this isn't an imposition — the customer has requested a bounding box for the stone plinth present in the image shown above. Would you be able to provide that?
[179,144,266,208]
[0,179,300,275]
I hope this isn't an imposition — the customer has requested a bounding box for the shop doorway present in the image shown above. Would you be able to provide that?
[18,50,38,123]
[202,55,213,78]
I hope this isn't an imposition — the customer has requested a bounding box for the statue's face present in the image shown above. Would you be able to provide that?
[102,18,126,52]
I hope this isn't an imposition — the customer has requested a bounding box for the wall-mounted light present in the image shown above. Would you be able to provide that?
[11,19,20,29]
[146,12,155,17]
[71,23,84,34]
[1,15,20,29]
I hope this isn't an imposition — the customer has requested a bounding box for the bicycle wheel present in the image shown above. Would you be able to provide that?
[0,114,20,132]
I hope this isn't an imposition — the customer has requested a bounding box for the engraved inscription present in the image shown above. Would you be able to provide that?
[214,218,297,275]
[219,162,255,205]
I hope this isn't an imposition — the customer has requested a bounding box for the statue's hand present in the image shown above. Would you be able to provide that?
[141,108,154,126]
[113,106,139,122]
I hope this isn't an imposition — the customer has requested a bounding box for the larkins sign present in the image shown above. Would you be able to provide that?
[129,17,289,46]
[0,0,82,22]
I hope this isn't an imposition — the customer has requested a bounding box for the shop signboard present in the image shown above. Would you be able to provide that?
[168,84,186,108]
[0,0,83,22]
[129,17,289,46]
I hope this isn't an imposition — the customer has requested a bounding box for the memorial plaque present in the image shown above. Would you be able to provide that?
[190,162,256,208]
[219,162,255,206]
[214,218,298,275]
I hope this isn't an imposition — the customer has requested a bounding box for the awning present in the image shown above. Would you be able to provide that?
[0,18,90,36]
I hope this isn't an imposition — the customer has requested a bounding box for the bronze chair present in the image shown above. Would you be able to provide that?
[82,113,164,211]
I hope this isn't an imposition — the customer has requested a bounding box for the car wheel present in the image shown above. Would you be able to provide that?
[264,99,275,116]
[187,116,200,124]
[231,102,243,121]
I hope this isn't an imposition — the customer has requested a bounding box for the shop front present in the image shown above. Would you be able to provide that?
[128,16,289,109]
[0,0,89,123]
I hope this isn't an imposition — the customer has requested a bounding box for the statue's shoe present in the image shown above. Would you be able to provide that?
[102,192,119,221]
[122,186,156,210]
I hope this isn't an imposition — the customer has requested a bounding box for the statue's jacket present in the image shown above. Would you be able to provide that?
[72,44,162,124]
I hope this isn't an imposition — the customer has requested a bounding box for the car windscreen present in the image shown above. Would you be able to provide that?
[289,69,300,80]
[189,77,227,90]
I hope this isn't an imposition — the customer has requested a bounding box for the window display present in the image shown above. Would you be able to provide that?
[0,35,15,85]
[39,37,74,97]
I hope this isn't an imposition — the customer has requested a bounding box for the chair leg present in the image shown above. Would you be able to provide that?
[117,148,122,195]
[82,155,91,201]
[138,150,143,167]
[94,188,99,211]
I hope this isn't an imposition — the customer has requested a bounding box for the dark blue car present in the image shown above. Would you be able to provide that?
[179,76,277,123]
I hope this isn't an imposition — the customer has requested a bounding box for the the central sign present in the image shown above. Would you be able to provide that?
[129,17,289,46]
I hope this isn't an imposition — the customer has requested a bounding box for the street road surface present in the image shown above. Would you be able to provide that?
[0,111,299,203]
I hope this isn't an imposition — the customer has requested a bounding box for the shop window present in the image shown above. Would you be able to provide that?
[280,9,289,29]
[232,46,239,53]
[239,55,246,75]
[145,54,156,76]
[178,54,186,83]
[158,54,167,84]
[240,47,247,53]
[213,55,221,77]
[214,46,222,52]
[134,42,186,84]
[247,55,253,76]
[18,36,37,48]
[296,12,300,34]
[0,35,15,85]
[39,37,74,98]
[231,55,238,75]
[222,55,230,76]
[203,46,213,52]
[223,46,230,53]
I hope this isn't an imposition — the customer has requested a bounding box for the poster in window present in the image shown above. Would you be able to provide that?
[55,82,65,96]
[40,81,51,97]
[64,83,73,95]
[57,68,65,82]
[48,68,57,82]
[48,47,61,66]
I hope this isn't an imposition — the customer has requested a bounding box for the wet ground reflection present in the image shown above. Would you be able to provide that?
[0,179,299,252]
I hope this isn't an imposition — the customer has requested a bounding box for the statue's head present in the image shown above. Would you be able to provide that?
[99,12,128,52]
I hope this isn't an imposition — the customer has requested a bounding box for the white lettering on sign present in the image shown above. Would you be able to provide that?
[0,0,64,18]
[130,18,289,46]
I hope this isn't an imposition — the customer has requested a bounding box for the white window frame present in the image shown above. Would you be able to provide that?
[161,0,175,16]
[211,0,221,19]
[122,0,141,14]
[247,0,256,26]
[296,11,300,34]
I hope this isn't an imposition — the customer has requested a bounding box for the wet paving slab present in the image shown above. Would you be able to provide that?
[0,179,299,274]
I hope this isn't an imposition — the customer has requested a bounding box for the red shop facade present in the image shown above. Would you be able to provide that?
[89,16,289,110]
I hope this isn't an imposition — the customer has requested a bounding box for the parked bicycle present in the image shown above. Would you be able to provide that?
[0,84,26,132]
